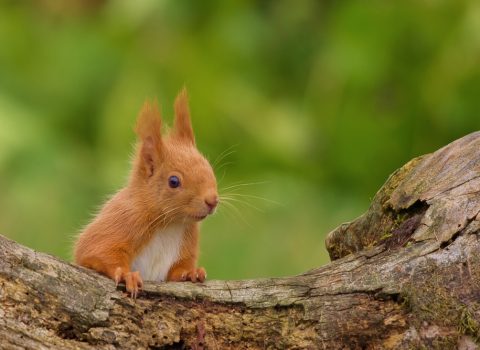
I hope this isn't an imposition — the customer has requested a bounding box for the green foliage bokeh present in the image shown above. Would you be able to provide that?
[0,0,479,279]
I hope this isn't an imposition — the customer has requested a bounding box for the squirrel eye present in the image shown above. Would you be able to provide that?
[168,175,181,188]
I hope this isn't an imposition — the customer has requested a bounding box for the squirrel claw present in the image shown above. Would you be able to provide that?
[125,271,143,298]
[114,267,123,287]
[113,268,143,298]
[195,267,206,283]
[170,267,206,283]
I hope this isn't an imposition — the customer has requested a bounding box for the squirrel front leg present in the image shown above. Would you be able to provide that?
[167,224,206,283]
[78,248,143,298]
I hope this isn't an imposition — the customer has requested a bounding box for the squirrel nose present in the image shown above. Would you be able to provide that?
[205,196,219,213]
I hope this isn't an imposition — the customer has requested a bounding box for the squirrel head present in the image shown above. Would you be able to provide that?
[130,88,218,225]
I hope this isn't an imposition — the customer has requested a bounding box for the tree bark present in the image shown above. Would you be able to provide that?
[1,132,480,350]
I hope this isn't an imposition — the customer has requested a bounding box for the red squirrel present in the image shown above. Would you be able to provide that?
[74,89,218,297]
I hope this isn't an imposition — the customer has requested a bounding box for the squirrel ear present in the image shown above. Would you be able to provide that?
[173,87,195,145]
[135,100,163,177]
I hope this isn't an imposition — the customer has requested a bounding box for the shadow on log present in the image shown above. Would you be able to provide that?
[1,132,480,349]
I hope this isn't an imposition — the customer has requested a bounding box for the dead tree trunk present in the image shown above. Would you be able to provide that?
[1,132,480,350]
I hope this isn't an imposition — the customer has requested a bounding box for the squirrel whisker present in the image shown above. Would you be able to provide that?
[212,144,238,168]
[148,205,183,230]
[221,192,281,206]
[220,181,270,192]
[218,200,253,228]
[219,196,264,213]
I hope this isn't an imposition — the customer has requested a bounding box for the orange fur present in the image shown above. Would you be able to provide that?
[74,89,218,296]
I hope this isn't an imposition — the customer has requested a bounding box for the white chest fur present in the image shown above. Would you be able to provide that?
[131,224,184,282]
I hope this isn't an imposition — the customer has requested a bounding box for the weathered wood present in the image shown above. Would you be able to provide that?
[1,132,480,349]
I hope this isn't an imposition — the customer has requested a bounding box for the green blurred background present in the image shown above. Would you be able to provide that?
[0,0,479,279]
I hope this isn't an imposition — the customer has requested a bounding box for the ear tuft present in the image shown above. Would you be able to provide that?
[135,100,161,141]
[173,87,195,145]
[135,100,163,177]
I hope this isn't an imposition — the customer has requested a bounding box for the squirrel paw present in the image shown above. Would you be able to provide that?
[169,267,207,283]
[114,268,144,298]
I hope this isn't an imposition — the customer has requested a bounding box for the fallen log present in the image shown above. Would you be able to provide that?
[1,132,479,349]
